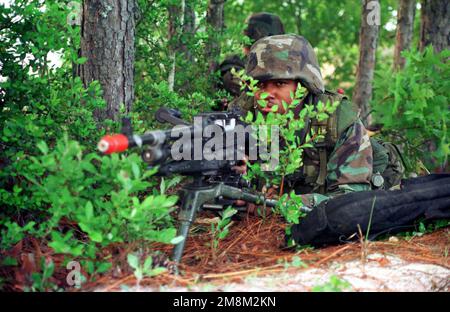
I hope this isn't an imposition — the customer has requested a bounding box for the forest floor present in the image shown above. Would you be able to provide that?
[3,213,449,292]
[88,213,450,292]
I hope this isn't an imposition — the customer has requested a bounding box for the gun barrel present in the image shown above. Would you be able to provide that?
[98,130,170,154]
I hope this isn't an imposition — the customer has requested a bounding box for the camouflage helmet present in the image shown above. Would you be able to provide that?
[244,12,285,44]
[246,34,325,94]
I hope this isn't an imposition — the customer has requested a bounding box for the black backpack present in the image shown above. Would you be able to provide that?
[290,174,450,246]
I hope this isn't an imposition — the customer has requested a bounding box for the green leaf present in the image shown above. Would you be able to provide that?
[291,256,307,268]
[160,177,166,194]
[142,166,158,179]
[419,222,426,233]
[222,207,237,220]
[160,195,178,208]
[143,257,153,272]
[89,231,103,243]
[43,259,55,280]
[218,228,229,240]
[147,267,167,277]
[131,162,140,179]
[81,162,97,175]
[79,222,103,243]
[166,176,182,190]
[86,261,95,274]
[170,235,185,245]
[245,111,254,123]
[146,228,177,244]
[85,201,94,219]
[127,253,139,270]
[96,262,112,274]
[134,269,143,281]
[86,244,97,259]
[76,57,88,65]
[317,113,328,121]
[37,141,49,155]
[260,92,269,99]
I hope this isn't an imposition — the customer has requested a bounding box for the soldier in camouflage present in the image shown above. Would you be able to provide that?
[219,12,285,100]
[234,34,374,209]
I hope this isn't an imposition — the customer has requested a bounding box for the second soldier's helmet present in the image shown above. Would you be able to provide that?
[244,12,285,44]
[246,34,325,95]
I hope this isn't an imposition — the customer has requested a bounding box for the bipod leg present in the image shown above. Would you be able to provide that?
[172,220,191,274]
[172,184,216,271]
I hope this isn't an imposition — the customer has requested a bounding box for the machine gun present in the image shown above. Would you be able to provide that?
[97,107,278,266]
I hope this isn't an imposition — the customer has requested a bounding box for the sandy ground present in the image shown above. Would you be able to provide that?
[97,252,449,292]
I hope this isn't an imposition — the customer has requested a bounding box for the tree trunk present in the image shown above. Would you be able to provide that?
[205,0,225,75]
[182,0,196,63]
[419,0,450,53]
[168,0,196,91]
[167,3,182,91]
[80,0,135,121]
[394,0,416,70]
[352,0,380,126]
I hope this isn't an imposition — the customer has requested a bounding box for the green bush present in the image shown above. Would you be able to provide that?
[372,47,449,172]
[133,80,225,131]
[0,135,178,276]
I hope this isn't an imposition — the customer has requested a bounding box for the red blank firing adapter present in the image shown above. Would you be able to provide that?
[97,134,129,154]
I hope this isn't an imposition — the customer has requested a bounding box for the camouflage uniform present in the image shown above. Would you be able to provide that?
[236,34,374,209]
[219,13,285,98]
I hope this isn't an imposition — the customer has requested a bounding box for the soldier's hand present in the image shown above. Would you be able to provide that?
[231,155,248,175]
[232,156,248,207]
[236,185,279,216]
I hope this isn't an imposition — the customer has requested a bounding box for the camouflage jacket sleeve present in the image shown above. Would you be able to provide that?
[300,119,373,208]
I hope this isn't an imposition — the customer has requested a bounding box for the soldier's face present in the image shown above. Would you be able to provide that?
[255,79,297,114]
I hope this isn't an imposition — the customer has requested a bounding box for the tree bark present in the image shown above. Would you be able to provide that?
[80,0,135,121]
[205,0,225,75]
[394,0,416,70]
[182,0,196,63]
[352,0,380,126]
[419,0,450,53]
[167,3,182,91]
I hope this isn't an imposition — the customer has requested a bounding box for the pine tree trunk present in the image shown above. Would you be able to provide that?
[419,0,450,53]
[352,0,380,126]
[394,0,416,70]
[205,0,225,75]
[80,0,135,121]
